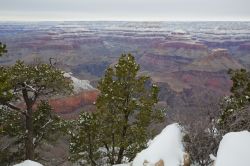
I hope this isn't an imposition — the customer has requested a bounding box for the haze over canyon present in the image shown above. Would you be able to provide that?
[0,21,250,118]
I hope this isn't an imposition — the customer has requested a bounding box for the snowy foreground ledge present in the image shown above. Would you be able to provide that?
[214,131,250,166]
[133,123,184,166]
[115,123,185,166]
[14,127,250,166]
[14,160,43,166]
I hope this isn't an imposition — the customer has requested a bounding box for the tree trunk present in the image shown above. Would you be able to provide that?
[116,147,125,164]
[25,106,34,160]
[116,122,128,164]
[22,87,35,160]
[116,112,129,164]
[88,132,97,166]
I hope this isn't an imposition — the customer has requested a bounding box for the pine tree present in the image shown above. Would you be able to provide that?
[219,69,250,133]
[69,112,101,166]
[70,53,165,165]
[0,60,73,161]
[0,101,68,164]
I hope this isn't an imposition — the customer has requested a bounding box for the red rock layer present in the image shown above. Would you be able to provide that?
[49,90,99,114]
[15,90,99,119]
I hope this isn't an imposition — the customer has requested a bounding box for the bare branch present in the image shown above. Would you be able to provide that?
[34,119,53,147]
[23,82,37,93]
[1,102,26,115]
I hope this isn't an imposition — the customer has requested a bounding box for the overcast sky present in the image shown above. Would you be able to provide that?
[0,0,250,21]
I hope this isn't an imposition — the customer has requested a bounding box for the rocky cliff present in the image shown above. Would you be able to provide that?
[185,48,243,72]
[49,90,99,119]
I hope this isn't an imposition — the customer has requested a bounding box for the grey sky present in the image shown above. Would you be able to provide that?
[0,0,250,21]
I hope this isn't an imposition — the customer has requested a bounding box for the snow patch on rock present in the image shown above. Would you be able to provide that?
[64,72,95,92]
[215,131,250,166]
[14,160,43,166]
[132,123,184,166]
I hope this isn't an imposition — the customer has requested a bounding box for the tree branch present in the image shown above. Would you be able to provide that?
[2,102,26,115]
[23,82,36,93]
[34,119,53,147]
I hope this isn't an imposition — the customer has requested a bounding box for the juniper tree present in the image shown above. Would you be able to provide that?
[219,69,250,133]
[0,101,69,164]
[0,60,73,161]
[70,54,165,165]
[69,112,102,166]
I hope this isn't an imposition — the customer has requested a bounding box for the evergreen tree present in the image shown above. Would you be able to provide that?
[0,101,68,164]
[70,54,165,165]
[219,69,250,133]
[69,112,101,166]
[0,60,73,161]
[0,43,12,164]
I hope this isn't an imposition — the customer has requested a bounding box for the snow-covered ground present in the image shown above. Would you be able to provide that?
[64,72,95,92]
[14,160,43,166]
[131,123,184,166]
[215,131,250,166]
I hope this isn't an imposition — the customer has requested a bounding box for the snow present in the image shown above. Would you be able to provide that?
[14,160,43,166]
[215,131,250,166]
[64,72,95,92]
[209,154,217,161]
[172,29,187,34]
[132,123,184,166]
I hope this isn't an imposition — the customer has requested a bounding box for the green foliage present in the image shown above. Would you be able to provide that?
[0,108,24,164]
[219,69,250,132]
[0,101,68,163]
[0,67,14,105]
[4,60,72,98]
[33,101,68,146]
[0,58,73,162]
[0,60,73,108]
[69,112,102,166]
[70,54,165,165]
[0,42,7,56]
[0,43,12,103]
[0,108,24,137]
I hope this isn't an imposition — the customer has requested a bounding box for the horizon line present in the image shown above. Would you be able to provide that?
[1,19,250,22]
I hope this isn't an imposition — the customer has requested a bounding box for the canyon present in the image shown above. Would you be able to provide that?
[0,21,250,117]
